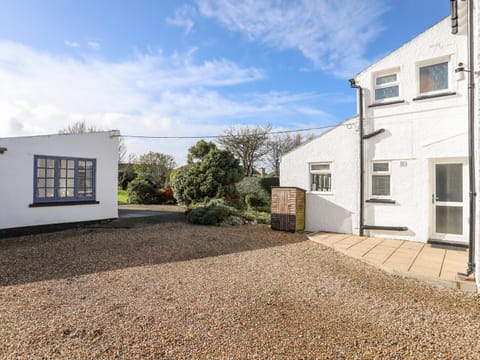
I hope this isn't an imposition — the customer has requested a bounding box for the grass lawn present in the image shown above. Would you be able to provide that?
[118,189,128,204]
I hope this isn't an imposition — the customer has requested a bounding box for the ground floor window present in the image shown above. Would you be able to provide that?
[310,163,331,192]
[371,161,390,197]
[34,155,96,203]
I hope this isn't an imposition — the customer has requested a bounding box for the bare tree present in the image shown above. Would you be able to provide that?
[59,120,127,163]
[217,125,271,177]
[59,120,99,134]
[134,151,176,187]
[266,133,315,175]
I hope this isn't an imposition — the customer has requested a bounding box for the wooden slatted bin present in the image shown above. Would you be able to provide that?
[271,187,305,232]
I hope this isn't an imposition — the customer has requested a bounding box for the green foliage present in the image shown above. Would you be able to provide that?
[134,151,176,188]
[236,177,279,200]
[118,163,137,190]
[243,210,271,225]
[187,199,242,225]
[245,193,269,212]
[127,178,161,204]
[117,189,129,204]
[172,141,244,207]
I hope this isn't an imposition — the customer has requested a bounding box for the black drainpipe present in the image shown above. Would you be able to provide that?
[349,79,364,236]
[460,0,476,278]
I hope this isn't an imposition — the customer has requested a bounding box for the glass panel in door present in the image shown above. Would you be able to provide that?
[434,163,465,239]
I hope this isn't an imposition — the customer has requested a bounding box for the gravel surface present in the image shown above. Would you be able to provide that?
[1,220,480,359]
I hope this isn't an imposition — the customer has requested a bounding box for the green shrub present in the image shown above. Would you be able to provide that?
[127,178,161,204]
[245,193,269,212]
[243,210,271,224]
[236,177,279,200]
[187,199,242,226]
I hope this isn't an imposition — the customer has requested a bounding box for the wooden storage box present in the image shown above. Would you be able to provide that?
[271,187,305,232]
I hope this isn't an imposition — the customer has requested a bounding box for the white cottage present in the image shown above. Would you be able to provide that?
[0,131,119,233]
[282,17,471,246]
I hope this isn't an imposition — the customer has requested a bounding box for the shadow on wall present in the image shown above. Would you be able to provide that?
[306,194,354,234]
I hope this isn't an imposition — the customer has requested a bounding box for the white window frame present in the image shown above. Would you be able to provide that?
[370,161,391,199]
[373,70,400,103]
[309,162,332,193]
[416,57,451,96]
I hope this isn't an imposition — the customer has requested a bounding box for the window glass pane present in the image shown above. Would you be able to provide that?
[60,160,67,168]
[435,164,462,202]
[419,62,448,93]
[46,179,54,187]
[373,163,389,172]
[59,179,66,187]
[37,158,45,167]
[86,161,93,169]
[376,74,397,85]
[372,175,390,196]
[67,188,75,197]
[67,169,75,178]
[58,189,66,198]
[37,189,45,198]
[311,174,331,192]
[67,179,74,187]
[68,160,75,169]
[47,169,55,177]
[311,164,330,171]
[47,159,55,168]
[436,206,462,235]
[37,179,46,187]
[78,161,85,170]
[46,189,54,197]
[37,168,45,177]
[375,85,399,100]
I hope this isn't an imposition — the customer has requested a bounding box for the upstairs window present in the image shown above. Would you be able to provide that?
[371,162,391,197]
[374,73,399,101]
[310,163,331,192]
[419,61,448,94]
[34,155,96,203]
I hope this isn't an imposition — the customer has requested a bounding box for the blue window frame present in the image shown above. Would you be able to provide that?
[34,155,96,203]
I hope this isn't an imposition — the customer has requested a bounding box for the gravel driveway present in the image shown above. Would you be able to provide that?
[1,220,480,359]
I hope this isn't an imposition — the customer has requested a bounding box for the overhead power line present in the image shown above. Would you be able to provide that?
[116,122,357,140]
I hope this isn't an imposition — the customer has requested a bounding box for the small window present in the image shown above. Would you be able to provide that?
[34,155,96,203]
[374,72,399,101]
[310,163,331,192]
[419,61,448,94]
[372,161,390,197]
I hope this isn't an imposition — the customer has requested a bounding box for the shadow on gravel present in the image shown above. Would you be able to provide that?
[0,212,307,287]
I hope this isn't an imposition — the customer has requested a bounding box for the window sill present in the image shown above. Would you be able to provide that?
[29,200,99,208]
[368,99,405,108]
[309,191,333,195]
[412,91,456,101]
[366,198,396,204]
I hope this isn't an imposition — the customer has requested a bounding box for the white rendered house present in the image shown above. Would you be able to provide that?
[282,16,471,247]
[0,131,119,233]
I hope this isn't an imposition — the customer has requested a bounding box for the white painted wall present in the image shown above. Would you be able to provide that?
[281,17,470,243]
[0,131,119,229]
[281,117,360,234]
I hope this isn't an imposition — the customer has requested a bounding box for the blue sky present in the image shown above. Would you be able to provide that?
[0,0,450,164]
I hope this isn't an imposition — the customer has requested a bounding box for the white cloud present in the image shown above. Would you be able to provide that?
[0,40,334,164]
[197,0,388,78]
[87,41,101,50]
[64,41,80,48]
[166,5,196,35]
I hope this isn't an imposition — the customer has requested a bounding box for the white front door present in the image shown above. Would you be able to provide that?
[431,160,468,244]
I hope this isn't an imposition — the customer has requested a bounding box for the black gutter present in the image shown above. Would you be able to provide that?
[363,128,385,140]
[362,225,408,232]
[459,0,476,278]
[350,79,364,236]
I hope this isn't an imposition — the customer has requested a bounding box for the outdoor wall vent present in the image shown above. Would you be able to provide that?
[0,147,7,154]
[400,161,408,167]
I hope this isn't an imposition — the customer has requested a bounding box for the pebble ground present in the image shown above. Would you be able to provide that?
[1,221,480,359]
